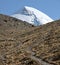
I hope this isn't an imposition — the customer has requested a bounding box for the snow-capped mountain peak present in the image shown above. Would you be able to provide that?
[11,6,54,26]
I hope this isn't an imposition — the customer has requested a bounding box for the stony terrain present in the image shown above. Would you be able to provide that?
[0,14,60,65]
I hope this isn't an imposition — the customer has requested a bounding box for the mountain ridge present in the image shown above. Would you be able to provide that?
[11,6,54,26]
[0,14,60,65]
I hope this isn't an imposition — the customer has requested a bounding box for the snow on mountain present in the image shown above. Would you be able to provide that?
[11,6,54,26]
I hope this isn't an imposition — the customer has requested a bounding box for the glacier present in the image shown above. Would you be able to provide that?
[11,6,54,26]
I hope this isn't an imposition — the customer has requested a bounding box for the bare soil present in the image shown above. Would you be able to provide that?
[0,14,60,65]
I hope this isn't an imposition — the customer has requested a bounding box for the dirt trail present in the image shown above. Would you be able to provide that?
[30,56,53,65]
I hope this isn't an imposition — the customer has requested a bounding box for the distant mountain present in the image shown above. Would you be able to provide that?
[11,6,54,26]
[0,14,60,65]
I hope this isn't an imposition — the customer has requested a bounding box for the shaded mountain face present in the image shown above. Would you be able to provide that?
[0,14,60,65]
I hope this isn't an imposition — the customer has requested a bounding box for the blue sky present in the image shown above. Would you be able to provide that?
[0,0,60,20]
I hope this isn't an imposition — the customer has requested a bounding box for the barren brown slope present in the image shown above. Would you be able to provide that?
[0,14,60,65]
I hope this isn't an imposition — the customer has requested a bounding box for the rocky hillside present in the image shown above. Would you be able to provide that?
[0,14,60,65]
